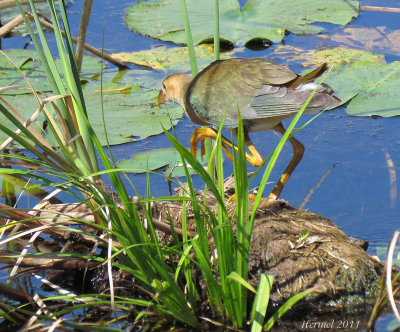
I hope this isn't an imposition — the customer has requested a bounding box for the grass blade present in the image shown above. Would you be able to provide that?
[250,274,273,332]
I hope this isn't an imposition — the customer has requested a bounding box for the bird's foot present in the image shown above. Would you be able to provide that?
[190,128,216,158]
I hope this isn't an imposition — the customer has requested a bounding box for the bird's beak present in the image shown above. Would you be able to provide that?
[155,90,167,106]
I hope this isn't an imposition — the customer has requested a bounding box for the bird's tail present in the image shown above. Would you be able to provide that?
[287,63,328,89]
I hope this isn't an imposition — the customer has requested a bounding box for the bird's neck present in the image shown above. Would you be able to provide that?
[176,75,192,109]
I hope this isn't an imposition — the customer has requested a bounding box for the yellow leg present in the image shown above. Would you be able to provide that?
[268,123,305,200]
[190,128,234,160]
[244,131,264,167]
[190,125,304,200]
[190,128,267,203]
[190,127,265,167]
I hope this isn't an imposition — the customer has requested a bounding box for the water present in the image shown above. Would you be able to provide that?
[2,0,400,330]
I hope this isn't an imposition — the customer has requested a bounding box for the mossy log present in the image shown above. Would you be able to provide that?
[153,185,383,315]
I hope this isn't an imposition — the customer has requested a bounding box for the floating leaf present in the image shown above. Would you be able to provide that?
[2,87,183,146]
[344,62,400,117]
[0,50,103,95]
[319,61,400,117]
[83,70,184,144]
[273,46,400,117]
[273,46,385,66]
[118,148,181,172]
[0,50,102,146]
[111,44,242,72]
[83,88,183,145]
[126,0,359,46]
[387,318,400,331]
[0,50,184,146]
[101,68,165,90]
[118,148,203,177]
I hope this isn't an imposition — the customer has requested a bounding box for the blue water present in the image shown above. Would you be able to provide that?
[1,0,400,330]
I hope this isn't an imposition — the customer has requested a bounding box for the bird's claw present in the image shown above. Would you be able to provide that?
[190,130,210,159]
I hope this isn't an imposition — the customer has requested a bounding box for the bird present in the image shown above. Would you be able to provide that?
[156,58,341,199]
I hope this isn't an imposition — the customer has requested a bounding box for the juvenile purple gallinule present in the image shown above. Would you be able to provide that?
[157,58,341,199]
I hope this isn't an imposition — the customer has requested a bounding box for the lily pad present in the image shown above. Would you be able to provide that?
[126,0,359,46]
[273,46,400,117]
[339,62,400,117]
[2,86,183,147]
[118,148,181,173]
[319,61,400,117]
[97,68,165,90]
[0,50,103,146]
[83,88,183,145]
[0,50,184,146]
[118,148,205,177]
[111,44,242,72]
[273,46,385,66]
[82,69,184,144]
[0,49,103,95]
[0,49,38,71]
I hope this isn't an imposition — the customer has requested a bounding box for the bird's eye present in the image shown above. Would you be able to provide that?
[162,83,166,91]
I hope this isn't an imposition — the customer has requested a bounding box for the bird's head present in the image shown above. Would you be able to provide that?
[156,73,192,108]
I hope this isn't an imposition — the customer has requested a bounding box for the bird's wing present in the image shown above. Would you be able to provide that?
[187,58,299,127]
[250,83,341,119]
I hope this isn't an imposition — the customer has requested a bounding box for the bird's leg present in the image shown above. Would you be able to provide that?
[243,131,264,167]
[190,128,235,159]
[190,128,264,167]
[269,122,305,200]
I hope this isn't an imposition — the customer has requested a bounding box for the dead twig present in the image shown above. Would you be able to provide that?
[0,15,24,37]
[0,0,46,10]
[75,0,93,71]
[360,5,400,13]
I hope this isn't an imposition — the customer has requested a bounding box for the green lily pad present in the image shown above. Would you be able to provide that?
[82,69,184,144]
[117,69,165,90]
[118,148,181,172]
[0,49,103,95]
[1,87,183,146]
[0,49,37,70]
[83,88,183,145]
[118,148,205,177]
[343,62,400,117]
[273,46,400,117]
[111,44,242,72]
[0,50,50,94]
[0,50,184,146]
[126,0,359,46]
[0,50,104,147]
[165,163,197,178]
[92,68,164,90]
[320,61,400,117]
[387,319,400,331]
[273,46,385,66]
